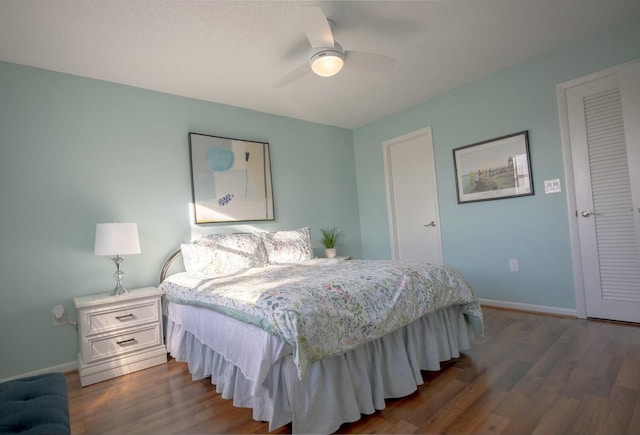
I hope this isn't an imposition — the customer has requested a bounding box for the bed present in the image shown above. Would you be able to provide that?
[158,228,483,434]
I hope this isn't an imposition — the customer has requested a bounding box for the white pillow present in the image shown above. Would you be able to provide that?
[181,232,267,276]
[261,227,314,264]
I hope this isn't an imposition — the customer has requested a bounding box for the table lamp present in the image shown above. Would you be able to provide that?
[94,222,141,296]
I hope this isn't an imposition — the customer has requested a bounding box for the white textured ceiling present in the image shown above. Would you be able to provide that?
[0,0,639,129]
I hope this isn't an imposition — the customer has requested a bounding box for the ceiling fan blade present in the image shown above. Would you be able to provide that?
[282,38,312,62]
[301,5,334,48]
[273,64,311,88]
[344,51,396,72]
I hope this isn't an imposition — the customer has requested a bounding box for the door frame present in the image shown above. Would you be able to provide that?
[382,126,443,262]
[556,59,639,319]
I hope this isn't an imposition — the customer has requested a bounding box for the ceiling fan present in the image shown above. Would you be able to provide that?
[273,6,396,88]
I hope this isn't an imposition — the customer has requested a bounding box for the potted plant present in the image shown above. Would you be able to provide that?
[319,226,343,258]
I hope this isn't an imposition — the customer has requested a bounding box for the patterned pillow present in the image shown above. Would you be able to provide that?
[261,227,314,264]
[181,232,267,276]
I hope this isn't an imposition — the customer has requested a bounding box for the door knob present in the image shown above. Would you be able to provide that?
[424,221,437,227]
[581,211,602,217]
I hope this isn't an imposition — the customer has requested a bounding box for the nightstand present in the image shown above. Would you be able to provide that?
[74,287,167,387]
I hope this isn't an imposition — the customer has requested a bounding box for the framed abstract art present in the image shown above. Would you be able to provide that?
[188,133,274,224]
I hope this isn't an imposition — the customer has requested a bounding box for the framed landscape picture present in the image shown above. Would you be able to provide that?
[453,131,533,204]
[188,133,274,224]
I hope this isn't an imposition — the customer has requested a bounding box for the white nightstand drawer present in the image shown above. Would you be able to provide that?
[82,323,162,364]
[84,300,160,335]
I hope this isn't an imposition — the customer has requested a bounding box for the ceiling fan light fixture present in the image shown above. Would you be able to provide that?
[309,47,344,77]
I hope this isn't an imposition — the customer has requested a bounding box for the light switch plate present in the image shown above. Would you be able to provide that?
[544,179,561,194]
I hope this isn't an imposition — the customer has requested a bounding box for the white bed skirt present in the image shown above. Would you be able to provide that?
[166,304,474,434]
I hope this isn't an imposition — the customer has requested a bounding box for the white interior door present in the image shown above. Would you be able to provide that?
[384,127,443,263]
[563,60,640,323]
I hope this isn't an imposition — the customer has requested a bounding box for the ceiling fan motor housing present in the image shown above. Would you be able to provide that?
[309,42,345,77]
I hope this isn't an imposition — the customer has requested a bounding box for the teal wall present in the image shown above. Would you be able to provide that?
[0,62,359,379]
[354,19,640,309]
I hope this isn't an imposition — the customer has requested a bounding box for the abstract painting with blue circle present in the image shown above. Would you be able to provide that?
[189,133,274,223]
[205,146,235,172]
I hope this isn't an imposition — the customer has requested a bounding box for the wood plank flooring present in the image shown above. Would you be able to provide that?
[66,307,640,434]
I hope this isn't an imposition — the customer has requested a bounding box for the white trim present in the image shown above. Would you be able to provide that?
[479,298,577,317]
[0,360,77,384]
[556,81,588,319]
[555,59,640,320]
[382,135,399,260]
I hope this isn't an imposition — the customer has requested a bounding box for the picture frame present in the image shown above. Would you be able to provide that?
[453,131,533,204]
[188,132,274,224]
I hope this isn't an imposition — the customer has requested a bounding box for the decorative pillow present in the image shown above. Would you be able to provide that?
[181,232,267,276]
[261,227,314,264]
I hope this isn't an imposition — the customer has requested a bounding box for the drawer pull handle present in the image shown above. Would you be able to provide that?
[116,338,136,346]
[115,314,135,321]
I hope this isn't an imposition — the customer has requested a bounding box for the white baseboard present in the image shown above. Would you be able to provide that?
[479,298,578,317]
[0,360,77,384]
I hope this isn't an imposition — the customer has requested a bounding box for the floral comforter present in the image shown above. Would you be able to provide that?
[160,259,483,379]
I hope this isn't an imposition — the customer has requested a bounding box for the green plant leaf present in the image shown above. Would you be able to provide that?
[319,226,343,248]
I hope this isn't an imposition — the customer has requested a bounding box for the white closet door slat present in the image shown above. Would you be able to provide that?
[585,87,640,303]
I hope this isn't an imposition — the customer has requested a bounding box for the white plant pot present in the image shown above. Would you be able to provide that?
[325,248,337,258]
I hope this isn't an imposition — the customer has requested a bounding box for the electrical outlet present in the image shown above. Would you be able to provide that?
[51,305,66,327]
[509,258,519,272]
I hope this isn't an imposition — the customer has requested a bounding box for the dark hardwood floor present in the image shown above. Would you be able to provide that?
[66,307,640,434]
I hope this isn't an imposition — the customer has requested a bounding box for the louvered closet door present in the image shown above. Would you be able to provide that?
[567,62,640,322]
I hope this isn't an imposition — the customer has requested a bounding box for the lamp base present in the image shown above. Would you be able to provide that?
[109,255,129,296]
[110,280,128,296]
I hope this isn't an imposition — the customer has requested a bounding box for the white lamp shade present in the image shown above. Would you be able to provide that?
[94,223,141,256]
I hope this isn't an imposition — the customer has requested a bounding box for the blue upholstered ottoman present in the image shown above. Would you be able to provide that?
[0,372,70,434]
